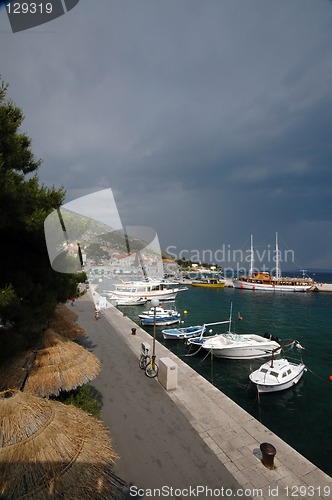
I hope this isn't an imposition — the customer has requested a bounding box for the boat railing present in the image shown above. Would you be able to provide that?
[196,320,230,339]
[270,339,304,367]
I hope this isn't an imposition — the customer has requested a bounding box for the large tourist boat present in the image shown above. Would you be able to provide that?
[233,234,314,292]
[111,280,188,301]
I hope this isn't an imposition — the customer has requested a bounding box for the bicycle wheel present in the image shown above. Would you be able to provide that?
[145,361,158,378]
[139,355,146,370]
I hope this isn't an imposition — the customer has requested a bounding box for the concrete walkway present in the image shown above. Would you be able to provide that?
[74,294,332,499]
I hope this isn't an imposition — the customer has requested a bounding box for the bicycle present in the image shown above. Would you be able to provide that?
[139,342,159,378]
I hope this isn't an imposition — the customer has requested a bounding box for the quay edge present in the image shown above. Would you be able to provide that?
[86,290,332,499]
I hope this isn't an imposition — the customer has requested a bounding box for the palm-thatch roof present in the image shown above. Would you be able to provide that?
[0,389,127,499]
[48,304,85,339]
[0,329,101,397]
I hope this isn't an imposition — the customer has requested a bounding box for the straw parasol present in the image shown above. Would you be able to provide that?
[0,389,127,499]
[48,303,85,340]
[0,350,32,392]
[0,329,101,397]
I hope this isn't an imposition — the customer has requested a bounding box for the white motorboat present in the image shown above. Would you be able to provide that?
[233,234,314,292]
[162,325,205,340]
[139,306,181,326]
[249,340,306,393]
[199,333,280,360]
[187,303,280,359]
[249,358,306,393]
[112,280,188,301]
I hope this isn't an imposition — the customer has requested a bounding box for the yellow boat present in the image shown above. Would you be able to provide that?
[191,278,225,288]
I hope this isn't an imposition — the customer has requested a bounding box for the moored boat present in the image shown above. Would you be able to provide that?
[112,280,188,301]
[187,303,281,359]
[192,278,225,288]
[162,325,205,340]
[249,340,306,393]
[233,234,314,292]
[115,297,147,306]
[249,358,306,393]
[139,306,181,326]
[198,333,281,359]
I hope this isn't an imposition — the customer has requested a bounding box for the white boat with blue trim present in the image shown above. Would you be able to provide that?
[139,306,181,326]
[249,358,306,393]
[162,325,205,340]
[249,340,306,393]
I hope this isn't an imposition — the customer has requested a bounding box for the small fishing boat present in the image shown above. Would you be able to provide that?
[162,325,205,340]
[139,307,181,326]
[249,358,306,393]
[164,318,231,340]
[249,340,306,393]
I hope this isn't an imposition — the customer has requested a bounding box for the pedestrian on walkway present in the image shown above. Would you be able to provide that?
[94,305,100,321]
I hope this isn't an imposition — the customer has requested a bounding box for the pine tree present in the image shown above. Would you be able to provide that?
[0,78,84,358]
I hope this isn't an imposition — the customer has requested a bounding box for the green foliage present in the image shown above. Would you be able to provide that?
[0,77,83,357]
[0,79,41,174]
[57,384,102,418]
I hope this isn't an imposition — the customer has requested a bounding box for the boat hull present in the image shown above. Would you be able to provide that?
[192,282,225,288]
[233,280,312,292]
[112,280,188,301]
[249,360,306,393]
[116,298,148,306]
[162,326,204,340]
[113,289,179,300]
[140,317,181,326]
[201,334,280,359]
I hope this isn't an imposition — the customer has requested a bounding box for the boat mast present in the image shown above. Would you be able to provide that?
[275,232,281,279]
[249,234,254,277]
[228,302,233,333]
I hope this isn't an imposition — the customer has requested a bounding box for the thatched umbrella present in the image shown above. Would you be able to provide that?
[0,329,101,397]
[0,389,127,499]
[48,304,85,340]
[0,350,32,392]
[23,329,101,397]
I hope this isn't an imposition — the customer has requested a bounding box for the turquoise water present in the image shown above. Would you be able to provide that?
[108,273,332,477]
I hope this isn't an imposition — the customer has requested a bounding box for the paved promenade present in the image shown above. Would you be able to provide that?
[74,294,332,499]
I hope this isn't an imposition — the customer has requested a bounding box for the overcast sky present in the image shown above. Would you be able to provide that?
[1,0,332,271]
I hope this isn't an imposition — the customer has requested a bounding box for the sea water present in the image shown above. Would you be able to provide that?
[105,272,332,477]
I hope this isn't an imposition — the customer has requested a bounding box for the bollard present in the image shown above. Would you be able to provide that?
[131,327,136,335]
[260,442,276,469]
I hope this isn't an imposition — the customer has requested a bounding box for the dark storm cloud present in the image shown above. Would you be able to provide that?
[1,0,332,268]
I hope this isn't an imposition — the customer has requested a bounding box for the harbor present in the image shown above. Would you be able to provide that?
[80,288,332,499]
[93,271,332,479]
